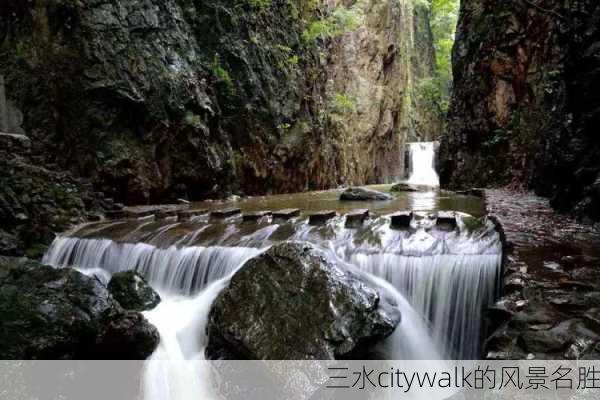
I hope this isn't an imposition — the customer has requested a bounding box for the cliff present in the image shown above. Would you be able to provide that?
[1,0,439,203]
[440,0,600,222]
[0,0,438,254]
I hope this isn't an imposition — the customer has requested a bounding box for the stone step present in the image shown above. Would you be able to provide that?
[436,211,458,230]
[390,211,412,229]
[345,209,369,228]
[177,209,208,221]
[210,208,242,219]
[309,211,337,225]
[242,211,272,222]
[272,209,301,220]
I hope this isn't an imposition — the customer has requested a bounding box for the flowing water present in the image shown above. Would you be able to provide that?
[42,186,502,397]
[407,142,440,187]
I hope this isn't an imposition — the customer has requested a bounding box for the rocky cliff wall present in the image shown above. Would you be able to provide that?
[324,0,441,184]
[0,0,439,206]
[440,0,600,222]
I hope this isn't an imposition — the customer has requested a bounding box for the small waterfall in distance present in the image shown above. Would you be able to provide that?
[407,142,440,187]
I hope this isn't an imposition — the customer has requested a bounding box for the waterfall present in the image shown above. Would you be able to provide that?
[43,213,502,359]
[407,142,440,187]
[42,211,502,397]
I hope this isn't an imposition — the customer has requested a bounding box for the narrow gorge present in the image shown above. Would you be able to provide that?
[1,0,600,397]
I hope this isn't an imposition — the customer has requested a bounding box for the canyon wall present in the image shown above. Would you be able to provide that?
[0,0,438,255]
[440,0,600,222]
[0,0,439,204]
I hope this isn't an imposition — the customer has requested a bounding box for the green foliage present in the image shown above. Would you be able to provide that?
[302,7,362,43]
[417,0,460,115]
[184,111,203,128]
[211,54,235,95]
[417,77,448,114]
[331,93,357,115]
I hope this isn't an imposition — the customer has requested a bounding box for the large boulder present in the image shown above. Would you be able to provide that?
[340,187,393,201]
[0,257,159,359]
[206,242,400,360]
[108,271,161,312]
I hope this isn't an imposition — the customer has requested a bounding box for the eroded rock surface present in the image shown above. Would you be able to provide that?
[108,271,161,312]
[206,242,400,360]
[340,187,393,201]
[0,257,159,359]
[440,1,600,222]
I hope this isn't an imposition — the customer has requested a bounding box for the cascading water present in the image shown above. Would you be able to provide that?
[44,212,502,359]
[407,142,440,187]
[42,188,502,397]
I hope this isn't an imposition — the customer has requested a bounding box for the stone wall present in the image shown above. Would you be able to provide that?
[440,0,600,222]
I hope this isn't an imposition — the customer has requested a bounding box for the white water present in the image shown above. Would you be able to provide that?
[42,210,502,397]
[407,142,440,187]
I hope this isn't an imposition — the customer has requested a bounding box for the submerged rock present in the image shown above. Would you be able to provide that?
[340,187,393,201]
[390,183,422,193]
[108,271,161,312]
[0,257,159,359]
[206,242,400,360]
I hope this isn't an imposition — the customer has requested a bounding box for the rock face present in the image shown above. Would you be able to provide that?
[0,133,111,257]
[0,257,159,359]
[0,0,439,208]
[340,187,393,201]
[206,242,400,360]
[440,0,600,222]
[107,271,161,312]
[324,0,442,183]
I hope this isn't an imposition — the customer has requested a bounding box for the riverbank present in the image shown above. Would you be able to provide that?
[484,188,600,359]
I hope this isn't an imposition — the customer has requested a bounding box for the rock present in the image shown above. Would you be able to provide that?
[0,230,22,257]
[504,275,526,294]
[340,187,393,201]
[345,209,369,228]
[177,209,208,221]
[272,209,301,220]
[390,212,412,229]
[308,211,337,225]
[107,271,161,312]
[485,302,515,334]
[210,208,241,219]
[242,211,272,222]
[0,257,159,359]
[206,242,400,360]
[518,330,568,354]
[440,0,600,223]
[389,183,421,193]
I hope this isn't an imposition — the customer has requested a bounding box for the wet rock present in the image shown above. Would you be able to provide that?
[583,308,600,332]
[340,187,393,201]
[389,183,421,193]
[518,330,568,353]
[0,230,22,257]
[210,208,241,219]
[206,242,400,360]
[485,302,515,334]
[177,209,208,221]
[308,211,337,225]
[390,212,412,229]
[345,209,369,228]
[504,275,526,294]
[107,271,161,312]
[0,257,159,359]
[242,211,272,222]
[272,209,301,220]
